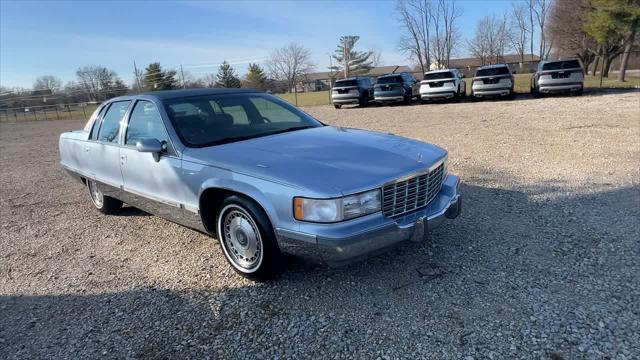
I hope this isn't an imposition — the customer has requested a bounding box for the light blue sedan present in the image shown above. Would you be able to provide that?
[59,89,461,280]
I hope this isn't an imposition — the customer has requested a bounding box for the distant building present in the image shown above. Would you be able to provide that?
[431,54,541,77]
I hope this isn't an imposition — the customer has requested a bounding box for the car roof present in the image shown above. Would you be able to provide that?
[336,77,366,81]
[477,64,509,70]
[379,73,405,77]
[540,58,579,65]
[425,69,456,74]
[142,88,261,100]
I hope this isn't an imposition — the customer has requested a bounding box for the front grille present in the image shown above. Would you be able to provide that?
[382,162,446,217]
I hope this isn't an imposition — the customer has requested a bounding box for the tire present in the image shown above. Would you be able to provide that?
[87,179,122,215]
[420,98,428,105]
[333,104,342,109]
[575,87,584,96]
[532,86,540,98]
[216,195,282,281]
[403,90,412,105]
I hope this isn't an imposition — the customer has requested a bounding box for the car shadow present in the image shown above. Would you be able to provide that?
[3,172,638,358]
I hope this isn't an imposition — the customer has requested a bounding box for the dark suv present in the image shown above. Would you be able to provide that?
[331,77,374,109]
[374,72,419,105]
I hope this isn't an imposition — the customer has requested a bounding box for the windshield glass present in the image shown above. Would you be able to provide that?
[476,67,510,77]
[543,60,581,71]
[424,72,454,80]
[376,75,403,84]
[335,80,358,87]
[163,94,322,147]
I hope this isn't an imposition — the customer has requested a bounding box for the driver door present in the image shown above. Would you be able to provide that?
[119,100,185,220]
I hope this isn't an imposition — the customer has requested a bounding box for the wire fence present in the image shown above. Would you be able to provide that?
[0,102,99,123]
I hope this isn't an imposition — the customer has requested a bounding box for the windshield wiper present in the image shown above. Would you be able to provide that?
[263,125,316,137]
[200,126,316,147]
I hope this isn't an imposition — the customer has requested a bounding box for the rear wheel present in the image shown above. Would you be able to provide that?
[87,180,122,214]
[574,87,584,96]
[217,195,282,281]
[333,104,342,109]
[403,90,412,105]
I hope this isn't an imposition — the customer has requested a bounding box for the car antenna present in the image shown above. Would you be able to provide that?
[390,66,399,74]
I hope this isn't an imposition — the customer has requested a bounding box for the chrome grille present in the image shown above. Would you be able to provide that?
[382,162,446,217]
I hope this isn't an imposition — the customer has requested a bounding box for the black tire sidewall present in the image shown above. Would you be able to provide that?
[217,195,282,281]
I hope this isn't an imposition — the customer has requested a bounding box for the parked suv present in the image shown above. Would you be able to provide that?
[471,64,514,99]
[419,69,466,102]
[374,72,419,105]
[331,77,374,109]
[531,59,584,96]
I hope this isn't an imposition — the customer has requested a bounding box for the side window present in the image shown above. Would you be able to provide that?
[89,105,108,140]
[126,101,169,146]
[221,105,249,124]
[250,97,301,123]
[97,101,131,143]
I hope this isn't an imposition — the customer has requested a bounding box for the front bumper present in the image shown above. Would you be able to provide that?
[276,175,461,266]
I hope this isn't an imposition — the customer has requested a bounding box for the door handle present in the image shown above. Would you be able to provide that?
[120,154,126,165]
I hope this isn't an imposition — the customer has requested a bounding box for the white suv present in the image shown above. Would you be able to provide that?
[419,69,466,103]
[532,59,584,96]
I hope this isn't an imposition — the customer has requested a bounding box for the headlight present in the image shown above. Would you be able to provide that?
[294,189,381,223]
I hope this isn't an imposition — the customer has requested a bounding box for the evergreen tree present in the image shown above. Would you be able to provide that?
[243,63,267,90]
[144,62,179,91]
[332,36,374,77]
[215,61,241,88]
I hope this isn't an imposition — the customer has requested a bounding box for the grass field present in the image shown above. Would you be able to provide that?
[279,74,639,107]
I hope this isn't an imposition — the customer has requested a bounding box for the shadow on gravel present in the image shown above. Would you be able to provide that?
[2,177,638,358]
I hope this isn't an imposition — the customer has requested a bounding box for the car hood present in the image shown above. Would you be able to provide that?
[183,126,447,196]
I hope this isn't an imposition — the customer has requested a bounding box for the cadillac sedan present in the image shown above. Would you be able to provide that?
[59,89,461,280]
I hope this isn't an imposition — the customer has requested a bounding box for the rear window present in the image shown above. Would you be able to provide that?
[424,72,454,80]
[476,67,510,77]
[335,80,358,87]
[542,60,581,71]
[376,75,403,84]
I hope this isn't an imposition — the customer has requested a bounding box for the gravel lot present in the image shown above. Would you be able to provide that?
[1,91,639,359]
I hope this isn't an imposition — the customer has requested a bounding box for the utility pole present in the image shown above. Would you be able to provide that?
[133,61,142,93]
[180,64,186,89]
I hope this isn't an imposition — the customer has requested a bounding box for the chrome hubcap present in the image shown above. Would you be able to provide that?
[88,180,103,208]
[222,207,262,271]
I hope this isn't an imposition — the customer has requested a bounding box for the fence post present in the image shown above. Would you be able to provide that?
[23,111,27,121]
[43,108,48,121]
[14,112,18,121]
[67,105,72,120]
[82,104,86,118]
[55,108,60,120]
[34,109,38,121]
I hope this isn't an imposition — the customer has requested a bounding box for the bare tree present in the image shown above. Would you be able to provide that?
[266,43,315,93]
[468,14,511,65]
[369,48,384,67]
[397,0,430,73]
[439,0,462,68]
[547,0,597,71]
[529,0,551,60]
[33,76,62,93]
[76,65,127,101]
[510,3,530,64]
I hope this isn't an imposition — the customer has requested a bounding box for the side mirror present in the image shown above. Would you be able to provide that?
[136,138,163,161]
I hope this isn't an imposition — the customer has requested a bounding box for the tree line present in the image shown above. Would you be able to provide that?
[397,0,639,81]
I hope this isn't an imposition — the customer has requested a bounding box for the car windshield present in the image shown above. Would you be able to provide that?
[163,93,323,147]
[335,80,358,87]
[476,67,510,77]
[424,72,454,80]
[542,60,581,71]
[376,75,403,84]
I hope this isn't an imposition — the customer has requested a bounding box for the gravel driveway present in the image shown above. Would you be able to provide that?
[1,92,639,359]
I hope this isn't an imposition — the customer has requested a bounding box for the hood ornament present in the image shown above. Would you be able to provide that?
[417,153,423,163]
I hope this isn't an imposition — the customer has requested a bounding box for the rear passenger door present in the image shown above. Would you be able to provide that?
[86,100,131,196]
[119,100,185,219]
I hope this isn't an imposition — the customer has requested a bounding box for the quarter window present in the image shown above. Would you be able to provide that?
[126,100,169,146]
[89,105,108,140]
[97,101,131,143]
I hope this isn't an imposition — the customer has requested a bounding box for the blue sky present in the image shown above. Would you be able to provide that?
[1,0,515,88]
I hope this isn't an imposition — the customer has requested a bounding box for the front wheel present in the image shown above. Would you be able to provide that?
[403,91,412,105]
[333,104,342,109]
[87,180,122,214]
[217,195,282,281]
